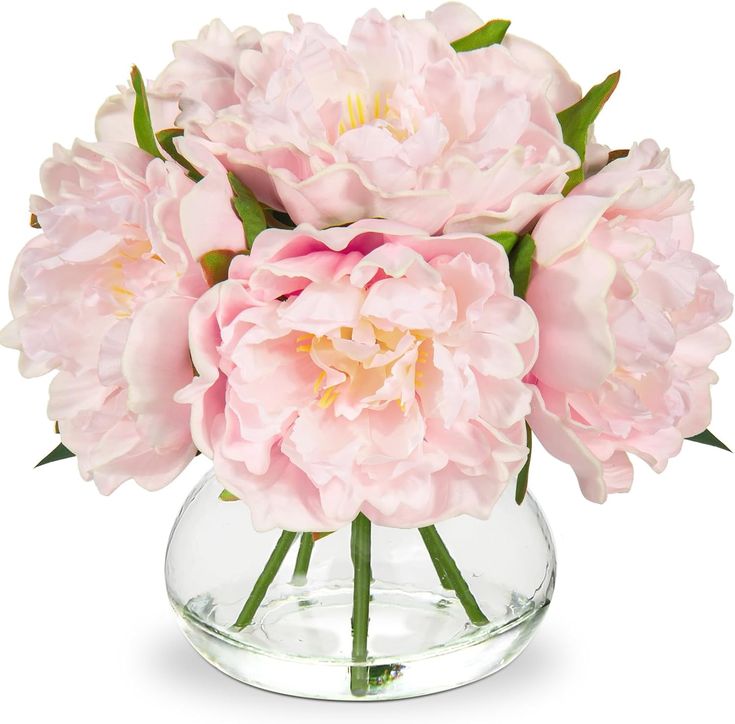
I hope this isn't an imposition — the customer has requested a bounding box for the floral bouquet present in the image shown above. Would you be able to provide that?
[3,2,731,701]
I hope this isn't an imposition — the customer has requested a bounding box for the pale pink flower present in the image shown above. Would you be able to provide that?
[171,7,578,234]
[526,140,732,502]
[178,220,538,531]
[426,3,581,112]
[1,140,244,492]
[95,20,262,144]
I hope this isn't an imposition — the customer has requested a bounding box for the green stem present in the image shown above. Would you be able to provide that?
[291,533,315,586]
[418,526,489,627]
[350,514,372,697]
[232,530,297,630]
[422,535,454,591]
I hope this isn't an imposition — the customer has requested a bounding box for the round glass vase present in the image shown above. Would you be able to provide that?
[165,469,555,701]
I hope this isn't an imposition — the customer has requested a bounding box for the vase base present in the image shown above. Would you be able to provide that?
[171,583,549,701]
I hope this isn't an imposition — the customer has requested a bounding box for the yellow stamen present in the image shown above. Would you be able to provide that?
[313,371,326,394]
[114,310,131,319]
[356,94,366,125]
[318,386,339,409]
[373,91,382,119]
[347,94,357,129]
[338,120,346,136]
[296,333,314,353]
[111,285,134,297]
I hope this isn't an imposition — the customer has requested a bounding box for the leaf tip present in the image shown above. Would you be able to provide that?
[686,429,731,453]
[200,249,237,287]
[130,64,142,86]
[604,69,622,100]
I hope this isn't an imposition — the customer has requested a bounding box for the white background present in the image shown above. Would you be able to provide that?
[1,1,733,722]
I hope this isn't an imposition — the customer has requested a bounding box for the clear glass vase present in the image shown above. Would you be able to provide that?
[165,469,555,701]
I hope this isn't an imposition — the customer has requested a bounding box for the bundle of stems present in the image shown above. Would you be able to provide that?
[230,518,489,697]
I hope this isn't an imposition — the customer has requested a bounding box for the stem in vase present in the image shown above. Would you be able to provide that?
[291,532,315,586]
[231,530,298,630]
[422,534,454,591]
[350,513,372,697]
[418,525,489,627]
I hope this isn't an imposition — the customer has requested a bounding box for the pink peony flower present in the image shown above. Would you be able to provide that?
[526,140,733,502]
[177,220,538,531]
[168,6,579,234]
[426,3,581,112]
[95,20,262,145]
[1,140,245,493]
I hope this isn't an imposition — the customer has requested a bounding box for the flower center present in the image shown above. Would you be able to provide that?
[337,92,410,142]
[296,323,429,413]
[107,240,162,319]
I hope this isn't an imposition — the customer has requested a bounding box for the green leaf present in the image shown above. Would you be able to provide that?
[451,19,511,52]
[686,429,731,453]
[130,65,163,159]
[156,128,204,182]
[30,213,41,229]
[515,423,532,505]
[227,172,267,250]
[35,443,75,468]
[508,234,535,299]
[265,209,297,230]
[219,489,240,502]
[200,249,238,287]
[557,70,620,194]
[489,231,519,255]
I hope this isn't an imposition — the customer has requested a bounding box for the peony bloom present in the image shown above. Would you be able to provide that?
[426,2,581,112]
[526,140,733,502]
[169,5,579,234]
[95,20,262,145]
[0,140,245,493]
[178,220,538,531]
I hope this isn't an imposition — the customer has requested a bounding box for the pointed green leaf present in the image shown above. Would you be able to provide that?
[200,249,238,287]
[489,231,519,255]
[686,429,731,453]
[508,234,535,299]
[130,65,163,159]
[515,423,532,505]
[35,443,75,468]
[219,489,240,502]
[451,19,511,52]
[227,172,267,250]
[557,70,620,194]
[156,128,204,182]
